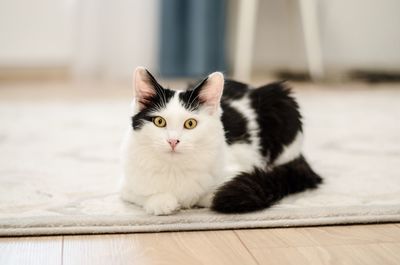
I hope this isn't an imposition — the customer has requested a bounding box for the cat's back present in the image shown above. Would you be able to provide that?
[221,80,303,163]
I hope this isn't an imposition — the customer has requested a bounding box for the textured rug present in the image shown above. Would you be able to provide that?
[1,86,400,236]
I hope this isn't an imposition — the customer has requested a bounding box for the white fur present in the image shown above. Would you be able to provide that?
[227,96,265,174]
[274,132,303,166]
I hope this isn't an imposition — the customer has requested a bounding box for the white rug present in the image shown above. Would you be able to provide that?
[1,86,400,236]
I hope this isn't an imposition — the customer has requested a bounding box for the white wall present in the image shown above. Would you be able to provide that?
[252,0,400,75]
[73,0,159,79]
[320,0,400,72]
[0,0,75,67]
[0,0,159,80]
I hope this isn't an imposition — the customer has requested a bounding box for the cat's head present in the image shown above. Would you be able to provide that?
[130,67,225,156]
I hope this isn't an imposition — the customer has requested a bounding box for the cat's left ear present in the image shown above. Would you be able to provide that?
[197,72,224,114]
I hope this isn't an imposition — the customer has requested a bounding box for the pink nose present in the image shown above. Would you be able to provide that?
[167,139,180,150]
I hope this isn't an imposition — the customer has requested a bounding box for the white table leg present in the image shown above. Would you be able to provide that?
[299,0,325,81]
[233,0,259,82]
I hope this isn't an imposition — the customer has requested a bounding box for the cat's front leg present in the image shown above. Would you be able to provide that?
[144,193,180,215]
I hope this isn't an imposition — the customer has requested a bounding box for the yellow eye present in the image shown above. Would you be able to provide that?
[184,118,197,129]
[152,116,166,127]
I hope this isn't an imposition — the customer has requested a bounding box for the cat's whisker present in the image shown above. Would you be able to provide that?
[188,94,201,110]
[161,87,168,107]
[187,86,197,108]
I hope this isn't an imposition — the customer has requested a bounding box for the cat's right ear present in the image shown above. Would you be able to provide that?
[133,67,157,110]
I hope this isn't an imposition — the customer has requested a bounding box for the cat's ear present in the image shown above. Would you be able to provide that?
[197,72,224,114]
[132,67,159,110]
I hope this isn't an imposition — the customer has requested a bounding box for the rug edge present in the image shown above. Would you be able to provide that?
[1,214,400,237]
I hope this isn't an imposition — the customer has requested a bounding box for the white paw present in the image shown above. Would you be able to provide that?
[144,193,180,215]
[197,192,214,208]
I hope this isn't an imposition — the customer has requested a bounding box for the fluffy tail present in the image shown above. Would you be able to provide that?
[211,155,322,213]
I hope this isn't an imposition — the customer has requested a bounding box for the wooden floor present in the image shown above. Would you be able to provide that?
[1,224,400,265]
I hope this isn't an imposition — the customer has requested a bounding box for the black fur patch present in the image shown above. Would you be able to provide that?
[222,80,249,101]
[211,155,322,213]
[221,102,251,145]
[180,78,249,111]
[131,72,175,130]
[179,78,208,111]
[249,82,302,161]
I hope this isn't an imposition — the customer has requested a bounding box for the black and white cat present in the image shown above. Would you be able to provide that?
[121,67,322,215]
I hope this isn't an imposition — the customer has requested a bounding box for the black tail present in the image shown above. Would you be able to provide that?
[211,155,322,213]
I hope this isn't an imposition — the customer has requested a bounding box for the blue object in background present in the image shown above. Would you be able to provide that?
[159,0,226,78]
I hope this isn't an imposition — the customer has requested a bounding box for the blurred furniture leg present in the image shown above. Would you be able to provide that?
[299,0,324,81]
[233,0,258,82]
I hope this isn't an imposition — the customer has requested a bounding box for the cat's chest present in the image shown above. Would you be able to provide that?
[125,150,215,193]
[131,167,214,202]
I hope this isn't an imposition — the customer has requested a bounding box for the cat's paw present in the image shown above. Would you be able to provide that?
[144,193,180,215]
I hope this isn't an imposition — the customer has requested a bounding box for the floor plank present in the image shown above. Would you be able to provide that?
[236,224,400,265]
[301,224,400,246]
[63,230,258,265]
[235,227,317,248]
[234,241,400,265]
[235,224,400,249]
[0,236,62,265]
[296,243,400,265]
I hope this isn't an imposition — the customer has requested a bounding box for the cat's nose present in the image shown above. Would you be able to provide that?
[167,139,180,150]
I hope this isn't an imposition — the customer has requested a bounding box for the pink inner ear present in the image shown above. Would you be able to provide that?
[199,72,224,112]
[133,67,156,109]
[136,91,153,108]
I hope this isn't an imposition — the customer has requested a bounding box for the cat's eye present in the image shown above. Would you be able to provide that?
[184,118,197,129]
[152,116,167,127]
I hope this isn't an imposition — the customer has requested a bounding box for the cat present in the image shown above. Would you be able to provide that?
[120,67,322,215]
